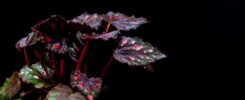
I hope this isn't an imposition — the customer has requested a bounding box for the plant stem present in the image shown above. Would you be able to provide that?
[84,63,87,74]
[99,22,113,78]
[147,64,155,72]
[60,59,65,80]
[39,88,48,93]
[100,55,114,78]
[52,53,60,82]
[33,49,42,60]
[20,87,47,98]
[20,89,36,97]
[76,22,111,71]
[105,22,111,33]
[24,48,31,66]
[76,40,90,70]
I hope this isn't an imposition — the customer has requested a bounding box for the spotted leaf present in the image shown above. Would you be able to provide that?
[68,42,80,62]
[102,11,148,31]
[71,13,102,30]
[92,31,119,40]
[19,62,55,88]
[46,42,68,54]
[76,30,119,41]
[113,36,166,66]
[70,70,102,100]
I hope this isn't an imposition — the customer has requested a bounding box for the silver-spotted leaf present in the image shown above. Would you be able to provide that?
[68,42,80,62]
[76,31,119,41]
[19,62,55,88]
[45,84,86,100]
[45,38,81,61]
[92,31,119,40]
[71,13,102,30]
[113,36,166,66]
[15,32,40,51]
[0,72,21,100]
[102,11,148,31]
[46,42,68,54]
[70,70,102,100]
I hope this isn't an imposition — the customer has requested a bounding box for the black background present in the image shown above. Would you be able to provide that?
[0,0,243,99]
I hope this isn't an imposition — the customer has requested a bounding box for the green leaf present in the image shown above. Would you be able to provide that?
[19,62,55,88]
[0,72,21,100]
[113,36,167,66]
[45,84,86,100]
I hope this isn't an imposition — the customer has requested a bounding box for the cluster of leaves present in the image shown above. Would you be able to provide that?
[0,11,166,100]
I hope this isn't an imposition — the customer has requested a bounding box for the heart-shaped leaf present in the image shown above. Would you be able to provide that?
[0,72,21,100]
[102,11,148,31]
[45,84,86,100]
[70,70,102,100]
[19,62,55,88]
[15,31,40,51]
[71,13,102,30]
[113,36,167,66]
[76,30,119,41]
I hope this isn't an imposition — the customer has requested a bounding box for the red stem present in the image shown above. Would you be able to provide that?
[76,41,90,70]
[99,22,113,78]
[84,63,87,74]
[39,88,48,93]
[100,55,114,78]
[33,49,42,60]
[76,22,110,72]
[60,59,65,79]
[52,53,60,82]
[105,22,111,33]
[147,64,155,72]
[24,48,31,66]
